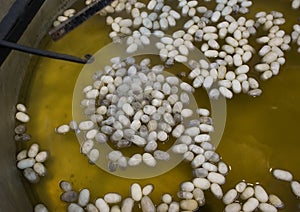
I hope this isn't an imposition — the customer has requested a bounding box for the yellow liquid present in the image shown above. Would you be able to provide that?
[24,0,300,211]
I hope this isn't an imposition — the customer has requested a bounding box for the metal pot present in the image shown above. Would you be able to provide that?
[0,1,76,210]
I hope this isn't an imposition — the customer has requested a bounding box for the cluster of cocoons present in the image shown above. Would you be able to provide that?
[16,143,49,183]
[52,8,76,27]
[14,103,32,142]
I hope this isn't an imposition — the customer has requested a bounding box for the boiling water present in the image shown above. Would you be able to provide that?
[24,0,300,211]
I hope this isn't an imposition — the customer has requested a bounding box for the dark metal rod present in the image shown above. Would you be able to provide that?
[0,40,91,64]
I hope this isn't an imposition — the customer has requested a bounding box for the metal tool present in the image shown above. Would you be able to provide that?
[49,0,115,41]
[0,40,93,64]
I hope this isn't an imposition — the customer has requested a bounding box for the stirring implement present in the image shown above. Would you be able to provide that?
[0,39,93,64]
